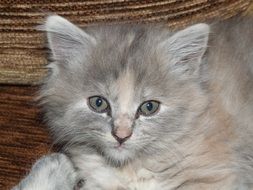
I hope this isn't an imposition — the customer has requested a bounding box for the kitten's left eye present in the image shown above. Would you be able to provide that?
[138,100,160,116]
[88,96,110,113]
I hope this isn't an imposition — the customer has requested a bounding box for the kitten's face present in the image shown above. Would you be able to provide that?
[41,16,209,166]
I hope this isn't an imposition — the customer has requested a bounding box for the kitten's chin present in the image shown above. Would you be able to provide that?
[104,146,135,167]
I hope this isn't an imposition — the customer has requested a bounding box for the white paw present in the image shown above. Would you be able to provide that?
[13,153,77,190]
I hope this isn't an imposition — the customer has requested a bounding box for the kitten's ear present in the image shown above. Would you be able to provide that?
[40,15,95,61]
[162,23,209,77]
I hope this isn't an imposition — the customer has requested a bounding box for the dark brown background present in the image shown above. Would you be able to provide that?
[0,86,51,189]
[1,1,253,189]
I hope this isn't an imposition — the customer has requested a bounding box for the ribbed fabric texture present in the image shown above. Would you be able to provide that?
[0,86,50,189]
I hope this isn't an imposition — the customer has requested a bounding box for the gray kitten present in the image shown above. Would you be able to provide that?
[13,15,253,190]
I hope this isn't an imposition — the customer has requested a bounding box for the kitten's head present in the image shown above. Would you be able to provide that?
[40,15,210,166]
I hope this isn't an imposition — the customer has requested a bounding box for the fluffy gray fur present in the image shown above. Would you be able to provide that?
[13,16,253,190]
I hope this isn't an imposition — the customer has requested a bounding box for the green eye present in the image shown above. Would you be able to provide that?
[138,100,160,116]
[88,96,110,113]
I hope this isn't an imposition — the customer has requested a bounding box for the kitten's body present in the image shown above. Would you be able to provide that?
[13,16,253,190]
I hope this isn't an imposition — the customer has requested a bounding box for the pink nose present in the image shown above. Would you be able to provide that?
[111,126,132,144]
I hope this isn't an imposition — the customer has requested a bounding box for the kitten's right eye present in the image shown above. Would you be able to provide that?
[88,96,110,113]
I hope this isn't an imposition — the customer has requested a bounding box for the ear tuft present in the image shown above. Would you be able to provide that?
[45,15,70,32]
[38,15,95,62]
[162,23,210,77]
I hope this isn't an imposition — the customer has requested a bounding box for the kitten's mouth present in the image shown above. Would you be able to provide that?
[113,143,126,150]
[105,143,134,166]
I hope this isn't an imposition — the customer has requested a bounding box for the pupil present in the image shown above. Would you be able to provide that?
[96,98,103,107]
[146,102,153,111]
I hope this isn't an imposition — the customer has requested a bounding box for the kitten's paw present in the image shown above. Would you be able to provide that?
[13,153,77,190]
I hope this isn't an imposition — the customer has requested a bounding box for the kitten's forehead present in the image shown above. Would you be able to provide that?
[84,28,171,101]
[115,69,135,114]
[83,24,175,102]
